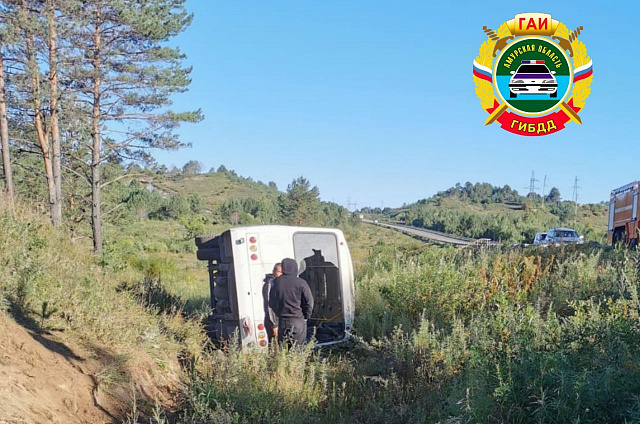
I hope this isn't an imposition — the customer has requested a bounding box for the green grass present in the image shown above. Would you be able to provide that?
[4,178,632,424]
[344,222,424,267]
[168,238,640,423]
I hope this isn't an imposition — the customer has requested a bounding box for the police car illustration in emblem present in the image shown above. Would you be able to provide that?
[508,60,558,98]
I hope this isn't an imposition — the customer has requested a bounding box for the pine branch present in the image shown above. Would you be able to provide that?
[100,172,145,189]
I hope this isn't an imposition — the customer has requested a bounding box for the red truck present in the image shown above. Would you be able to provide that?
[607,181,640,248]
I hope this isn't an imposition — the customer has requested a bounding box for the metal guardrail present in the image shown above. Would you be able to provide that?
[468,238,502,249]
[363,219,480,246]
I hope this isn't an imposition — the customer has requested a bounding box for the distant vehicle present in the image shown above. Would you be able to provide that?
[607,181,639,248]
[509,60,558,98]
[195,225,355,349]
[533,232,548,245]
[373,219,379,224]
[546,228,584,245]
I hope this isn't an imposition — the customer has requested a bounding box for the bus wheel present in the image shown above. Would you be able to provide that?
[629,238,638,250]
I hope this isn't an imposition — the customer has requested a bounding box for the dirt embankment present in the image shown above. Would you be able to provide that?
[0,313,180,424]
[0,313,115,423]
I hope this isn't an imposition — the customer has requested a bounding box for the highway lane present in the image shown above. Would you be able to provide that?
[363,219,475,246]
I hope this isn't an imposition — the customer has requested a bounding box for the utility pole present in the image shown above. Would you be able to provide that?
[572,176,581,225]
[541,175,548,208]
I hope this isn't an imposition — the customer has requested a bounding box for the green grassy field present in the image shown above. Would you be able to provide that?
[96,207,640,424]
[154,172,279,211]
[2,174,631,423]
[170,241,640,424]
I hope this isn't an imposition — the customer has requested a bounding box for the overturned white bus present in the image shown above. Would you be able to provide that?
[195,226,355,349]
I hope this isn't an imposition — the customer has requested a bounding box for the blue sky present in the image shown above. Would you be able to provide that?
[154,1,639,208]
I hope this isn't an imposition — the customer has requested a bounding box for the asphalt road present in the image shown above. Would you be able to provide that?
[363,220,475,246]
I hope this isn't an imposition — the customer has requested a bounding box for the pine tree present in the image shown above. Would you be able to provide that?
[68,0,202,252]
[17,0,61,224]
[547,187,561,203]
[280,176,321,226]
[182,160,201,175]
[6,0,72,224]
[45,0,65,225]
[0,3,14,204]
[0,51,12,204]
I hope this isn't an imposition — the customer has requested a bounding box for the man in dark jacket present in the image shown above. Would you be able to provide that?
[262,263,281,342]
[269,258,314,346]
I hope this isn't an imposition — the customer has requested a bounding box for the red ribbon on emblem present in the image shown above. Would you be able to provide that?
[486,100,581,136]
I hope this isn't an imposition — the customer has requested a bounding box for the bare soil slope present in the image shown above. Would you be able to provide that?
[0,313,115,424]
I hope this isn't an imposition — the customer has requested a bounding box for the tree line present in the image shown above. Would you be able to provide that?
[424,182,562,205]
[361,182,606,243]
[215,176,355,228]
[0,0,201,252]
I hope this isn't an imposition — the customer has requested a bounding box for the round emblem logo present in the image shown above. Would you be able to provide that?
[473,13,593,136]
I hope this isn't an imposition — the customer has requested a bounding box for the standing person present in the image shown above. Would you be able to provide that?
[262,263,282,342]
[269,258,314,346]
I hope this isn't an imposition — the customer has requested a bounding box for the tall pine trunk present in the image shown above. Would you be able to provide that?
[47,0,62,225]
[0,53,14,205]
[21,0,58,224]
[90,6,103,253]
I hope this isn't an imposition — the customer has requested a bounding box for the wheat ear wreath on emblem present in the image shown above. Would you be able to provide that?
[473,19,592,131]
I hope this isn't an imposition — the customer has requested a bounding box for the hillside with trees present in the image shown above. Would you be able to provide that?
[362,182,608,243]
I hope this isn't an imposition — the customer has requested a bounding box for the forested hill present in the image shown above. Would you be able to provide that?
[91,164,357,256]
[147,166,281,210]
[361,182,608,243]
[130,166,353,228]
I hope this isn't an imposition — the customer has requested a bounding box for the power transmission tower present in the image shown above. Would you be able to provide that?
[571,176,581,225]
[525,171,539,198]
[347,197,358,212]
[541,175,548,208]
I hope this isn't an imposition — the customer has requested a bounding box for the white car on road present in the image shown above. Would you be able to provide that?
[546,228,584,245]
